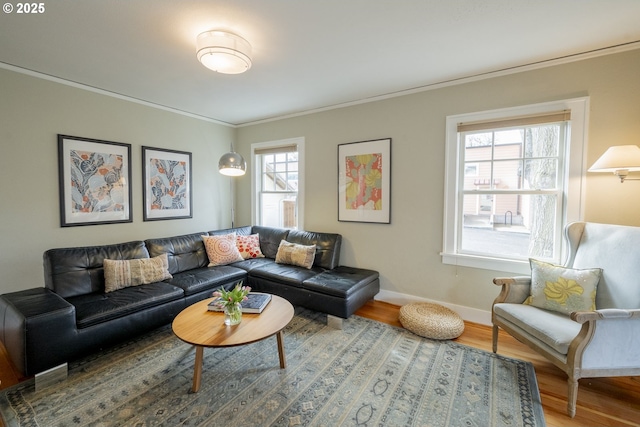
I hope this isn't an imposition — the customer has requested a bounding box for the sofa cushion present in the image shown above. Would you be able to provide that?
[231,257,275,272]
[275,240,316,269]
[202,233,244,266]
[145,233,208,275]
[251,226,290,259]
[236,234,265,259]
[249,262,323,287]
[302,266,379,298]
[286,230,342,269]
[103,254,172,293]
[493,303,581,355]
[167,265,247,296]
[67,282,184,329]
[526,258,601,315]
[43,241,150,298]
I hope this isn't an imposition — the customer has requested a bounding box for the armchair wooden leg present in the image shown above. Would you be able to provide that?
[492,325,499,353]
[567,377,578,418]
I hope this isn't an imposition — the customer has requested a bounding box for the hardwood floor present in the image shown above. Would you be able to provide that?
[0,300,638,426]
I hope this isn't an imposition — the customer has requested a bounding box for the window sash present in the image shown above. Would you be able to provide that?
[252,137,305,230]
[442,98,588,274]
[456,122,567,263]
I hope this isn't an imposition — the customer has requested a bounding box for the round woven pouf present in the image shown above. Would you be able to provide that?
[399,302,464,340]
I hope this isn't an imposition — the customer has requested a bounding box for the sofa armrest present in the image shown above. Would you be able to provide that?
[492,276,531,304]
[0,288,76,376]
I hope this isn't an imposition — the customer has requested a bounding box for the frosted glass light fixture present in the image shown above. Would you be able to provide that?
[588,145,640,183]
[196,30,252,74]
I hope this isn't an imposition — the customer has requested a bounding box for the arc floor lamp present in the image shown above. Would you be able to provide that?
[219,146,246,227]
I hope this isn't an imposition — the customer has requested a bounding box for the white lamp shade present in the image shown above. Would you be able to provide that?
[196,31,252,74]
[219,152,246,176]
[588,145,640,172]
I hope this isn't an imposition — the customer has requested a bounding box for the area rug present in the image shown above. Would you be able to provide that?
[0,308,545,426]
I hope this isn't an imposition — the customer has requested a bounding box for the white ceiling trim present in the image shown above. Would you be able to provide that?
[0,62,235,127]
[238,41,640,127]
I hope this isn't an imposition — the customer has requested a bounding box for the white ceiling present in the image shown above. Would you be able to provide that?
[1,0,639,126]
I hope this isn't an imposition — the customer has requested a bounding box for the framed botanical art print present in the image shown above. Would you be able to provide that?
[338,138,391,223]
[142,146,192,221]
[57,134,132,227]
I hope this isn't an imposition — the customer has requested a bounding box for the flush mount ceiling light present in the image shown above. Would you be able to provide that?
[196,30,252,74]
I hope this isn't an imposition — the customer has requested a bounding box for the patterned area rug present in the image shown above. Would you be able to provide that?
[0,308,545,426]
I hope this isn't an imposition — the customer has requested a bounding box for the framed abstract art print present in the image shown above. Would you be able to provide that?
[142,146,192,221]
[57,134,132,227]
[338,138,391,223]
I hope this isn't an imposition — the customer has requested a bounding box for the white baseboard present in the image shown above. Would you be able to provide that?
[374,290,492,326]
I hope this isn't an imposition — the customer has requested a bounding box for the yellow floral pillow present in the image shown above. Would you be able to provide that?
[525,258,601,315]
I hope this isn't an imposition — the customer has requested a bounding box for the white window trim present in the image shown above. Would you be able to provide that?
[442,97,589,275]
[251,137,305,230]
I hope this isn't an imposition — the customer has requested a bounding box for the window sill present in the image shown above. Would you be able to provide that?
[441,252,531,275]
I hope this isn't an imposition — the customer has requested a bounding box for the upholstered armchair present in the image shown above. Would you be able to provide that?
[492,221,640,417]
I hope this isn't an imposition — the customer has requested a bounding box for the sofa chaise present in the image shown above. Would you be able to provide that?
[0,225,379,377]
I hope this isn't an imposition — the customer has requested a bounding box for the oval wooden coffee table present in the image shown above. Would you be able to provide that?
[172,294,295,393]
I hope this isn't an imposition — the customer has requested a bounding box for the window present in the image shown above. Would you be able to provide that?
[251,137,305,229]
[442,98,588,274]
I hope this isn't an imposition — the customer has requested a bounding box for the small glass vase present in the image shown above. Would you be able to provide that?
[224,302,242,326]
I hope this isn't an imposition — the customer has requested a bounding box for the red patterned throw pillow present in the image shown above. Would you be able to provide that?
[236,234,265,259]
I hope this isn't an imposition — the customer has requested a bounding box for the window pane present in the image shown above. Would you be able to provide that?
[524,125,560,158]
[464,133,493,161]
[260,193,297,228]
[262,169,274,191]
[257,147,300,229]
[493,159,522,189]
[494,129,523,149]
[460,194,557,259]
[287,173,298,189]
[494,140,523,161]
[524,159,558,189]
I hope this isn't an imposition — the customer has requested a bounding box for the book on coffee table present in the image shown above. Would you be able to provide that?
[208,292,272,314]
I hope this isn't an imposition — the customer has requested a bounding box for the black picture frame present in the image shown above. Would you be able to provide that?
[142,146,193,221]
[338,138,391,223]
[57,134,133,227]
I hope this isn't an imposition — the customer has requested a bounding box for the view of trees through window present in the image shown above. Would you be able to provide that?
[460,123,564,261]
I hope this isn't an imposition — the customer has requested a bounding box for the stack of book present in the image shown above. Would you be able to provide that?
[208,292,272,313]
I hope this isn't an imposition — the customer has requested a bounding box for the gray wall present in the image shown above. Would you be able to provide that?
[0,68,235,293]
[235,49,640,316]
[2,49,639,320]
